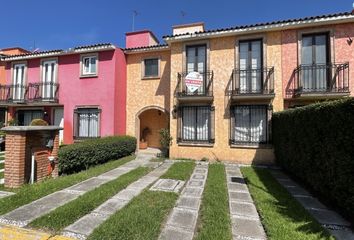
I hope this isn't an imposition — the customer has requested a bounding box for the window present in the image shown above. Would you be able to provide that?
[143,58,159,77]
[239,39,263,93]
[185,45,207,94]
[301,33,329,91]
[230,105,270,145]
[178,106,214,143]
[17,110,44,126]
[81,55,98,76]
[12,63,26,101]
[74,108,100,138]
[41,60,57,99]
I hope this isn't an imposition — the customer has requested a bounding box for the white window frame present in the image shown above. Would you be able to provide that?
[80,53,98,77]
[11,61,27,101]
[40,58,58,99]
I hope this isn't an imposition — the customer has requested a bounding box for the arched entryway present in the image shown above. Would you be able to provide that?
[136,106,169,149]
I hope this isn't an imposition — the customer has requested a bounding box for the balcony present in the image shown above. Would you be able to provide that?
[0,82,59,104]
[293,63,349,99]
[175,71,213,103]
[230,67,275,101]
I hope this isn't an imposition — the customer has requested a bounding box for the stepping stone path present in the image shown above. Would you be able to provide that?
[0,154,153,228]
[270,170,354,240]
[159,162,208,240]
[62,161,174,239]
[225,164,267,240]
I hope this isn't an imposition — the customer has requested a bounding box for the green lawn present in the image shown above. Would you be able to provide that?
[0,155,135,215]
[160,162,195,180]
[88,161,196,240]
[29,167,149,232]
[195,164,232,240]
[0,171,3,179]
[0,162,4,169]
[241,167,334,240]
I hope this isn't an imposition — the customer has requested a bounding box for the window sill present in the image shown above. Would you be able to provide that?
[230,144,273,149]
[74,136,100,142]
[142,76,160,80]
[80,74,98,79]
[177,142,214,147]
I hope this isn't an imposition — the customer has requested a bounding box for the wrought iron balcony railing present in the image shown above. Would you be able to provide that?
[28,82,59,102]
[231,67,274,95]
[294,63,349,94]
[0,82,59,103]
[175,71,213,98]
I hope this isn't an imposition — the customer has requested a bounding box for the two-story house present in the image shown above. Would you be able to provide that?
[125,11,354,164]
[0,44,126,144]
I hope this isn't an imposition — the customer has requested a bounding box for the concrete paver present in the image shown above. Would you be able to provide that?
[270,169,354,240]
[225,164,266,240]
[0,154,152,227]
[62,161,173,239]
[158,163,208,240]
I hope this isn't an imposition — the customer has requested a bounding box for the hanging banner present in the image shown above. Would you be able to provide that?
[185,72,203,92]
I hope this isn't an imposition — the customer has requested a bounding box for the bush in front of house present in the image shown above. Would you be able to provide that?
[58,136,136,174]
[30,119,49,126]
[272,98,354,222]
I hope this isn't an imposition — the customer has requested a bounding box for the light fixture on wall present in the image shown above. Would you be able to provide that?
[347,36,353,45]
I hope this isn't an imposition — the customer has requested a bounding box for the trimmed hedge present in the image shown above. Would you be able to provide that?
[59,136,136,174]
[272,98,354,222]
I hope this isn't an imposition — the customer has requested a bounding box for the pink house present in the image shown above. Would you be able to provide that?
[281,20,354,108]
[0,43,126,144]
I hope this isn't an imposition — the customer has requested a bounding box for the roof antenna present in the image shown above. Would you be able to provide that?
[132,10,138,31]
[181,10,186,21]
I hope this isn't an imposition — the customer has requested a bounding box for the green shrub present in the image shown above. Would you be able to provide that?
[59,136,136,174]
[272,98,354,222]
[30,119,48,126]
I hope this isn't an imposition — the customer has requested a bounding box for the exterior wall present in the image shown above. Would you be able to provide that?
[126,31,159,48]
[0,48,29,84]
[169,33,283,164]
[281,22,354,106]
[4,49,127,144]
[125,50,170,144]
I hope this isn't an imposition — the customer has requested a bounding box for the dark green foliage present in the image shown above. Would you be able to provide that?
[272,98,354,222]
[59,136,136,174]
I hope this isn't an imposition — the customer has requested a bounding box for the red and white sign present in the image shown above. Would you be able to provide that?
[185,72,203,92]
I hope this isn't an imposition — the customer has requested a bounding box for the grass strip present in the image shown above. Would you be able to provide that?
[0,155,134,215]
[195,164,232,240]
[241,167,334,240]
[29,166,149,232]
[88,162,196,240]
[161,161,195,180]
[88,190,177,240]
[0,171,3,179]
[0,162,4,169]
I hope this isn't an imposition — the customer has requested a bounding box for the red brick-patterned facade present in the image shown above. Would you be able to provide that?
[3,127,60,188]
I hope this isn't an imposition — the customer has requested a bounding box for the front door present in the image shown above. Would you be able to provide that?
[53,108,64,144]
[186,45,207,94]
[13,64,26,101]
[42,60,57,100]
[239,39,263,93]
[301,33,329,91]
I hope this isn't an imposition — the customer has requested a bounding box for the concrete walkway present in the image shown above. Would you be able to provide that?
[62,161,174,239]
[270,170,354,240]
[0,154,153,227]
[225,164,267,240]
[159,162,208,240]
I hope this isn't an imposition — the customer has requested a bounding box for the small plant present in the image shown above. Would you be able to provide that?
[159,128,172,157]
[7,119,18,126]
[30,119,49,126]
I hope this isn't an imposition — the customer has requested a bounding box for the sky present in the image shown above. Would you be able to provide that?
[1,0,353,51]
